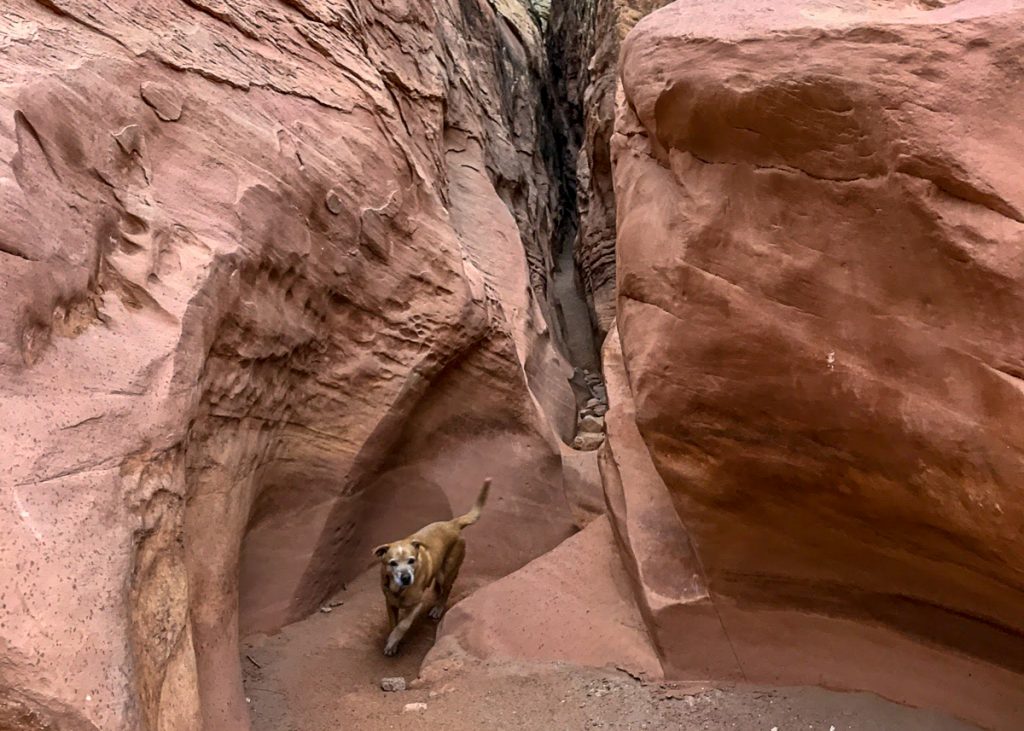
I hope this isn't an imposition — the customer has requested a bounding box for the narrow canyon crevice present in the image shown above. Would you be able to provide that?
[546,0,673,341]
[3,1,1024,730]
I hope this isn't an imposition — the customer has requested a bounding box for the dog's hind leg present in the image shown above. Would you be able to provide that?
[429,537,465,620]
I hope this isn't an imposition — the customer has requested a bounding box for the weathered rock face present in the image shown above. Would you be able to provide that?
[6,0,1024,728]
[547,0,669,336]
[612,0,1024,726]
[0,1,577,728]
[423,515,662,678]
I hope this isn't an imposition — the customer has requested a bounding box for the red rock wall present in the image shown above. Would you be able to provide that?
[5,0,1024,728]
[0,1,577,728]
[611,0,1024,726]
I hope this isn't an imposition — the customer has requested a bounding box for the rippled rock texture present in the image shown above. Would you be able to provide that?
[4,0,1024,729]
[0,1,577,728]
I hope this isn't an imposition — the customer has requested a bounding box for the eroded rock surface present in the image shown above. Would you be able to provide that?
[423,515,662,678]
[5,0,1024,729]
[612,0,1024,727]
[0,1,577,728]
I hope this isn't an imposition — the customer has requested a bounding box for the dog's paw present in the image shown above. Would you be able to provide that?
[428,604,445,620]
[383,639,399,656]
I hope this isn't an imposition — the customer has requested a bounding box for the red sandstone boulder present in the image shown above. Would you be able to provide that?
[612,0,1024,727]
[599,324,742,680]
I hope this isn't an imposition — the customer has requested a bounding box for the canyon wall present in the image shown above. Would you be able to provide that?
[0,1,578,728]
[4,0,1024,729]
[430,2,1024,729]
[609,0,1024,726]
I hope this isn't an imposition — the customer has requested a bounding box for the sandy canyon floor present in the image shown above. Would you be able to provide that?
[240,570,976,731]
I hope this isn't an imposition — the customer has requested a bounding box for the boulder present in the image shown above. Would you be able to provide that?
[380,677,407,693]
[573,433,606,451]
[611,1,1024,727]
[600,326,742,680]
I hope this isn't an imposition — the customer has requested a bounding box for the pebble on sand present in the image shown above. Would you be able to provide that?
[380,677,407,692]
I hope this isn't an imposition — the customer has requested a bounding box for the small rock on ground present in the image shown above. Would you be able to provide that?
[381,677,407,692]
[429,684,456,698]
[573,432,605,451]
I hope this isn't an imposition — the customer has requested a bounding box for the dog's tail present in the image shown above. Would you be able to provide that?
[454,478,491,529]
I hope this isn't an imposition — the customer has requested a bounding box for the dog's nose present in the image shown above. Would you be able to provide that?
[400,575,411,586]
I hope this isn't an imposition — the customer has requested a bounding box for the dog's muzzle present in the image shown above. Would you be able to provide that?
[399,574,412,586]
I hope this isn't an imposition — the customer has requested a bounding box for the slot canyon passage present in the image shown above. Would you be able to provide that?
[2,0,1024,728]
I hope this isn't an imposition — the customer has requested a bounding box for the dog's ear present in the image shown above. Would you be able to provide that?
[373,544,390,558]
[411,540,423,551]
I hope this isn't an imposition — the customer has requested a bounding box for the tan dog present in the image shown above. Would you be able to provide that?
[374,478,491,656]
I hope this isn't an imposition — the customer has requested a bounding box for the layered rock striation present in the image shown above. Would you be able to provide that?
[3,0,1024,730]
[610,0,1024,726]
[0,1,579,728]
[547,0,669,336]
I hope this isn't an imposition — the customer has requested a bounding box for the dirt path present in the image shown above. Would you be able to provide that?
[240,568,977,731]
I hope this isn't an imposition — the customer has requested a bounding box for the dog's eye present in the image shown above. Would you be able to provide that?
[408,558,415,564]
[388,560,397,567]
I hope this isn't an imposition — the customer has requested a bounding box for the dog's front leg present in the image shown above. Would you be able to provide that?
[384,602,425,656]
[386,603,399,631]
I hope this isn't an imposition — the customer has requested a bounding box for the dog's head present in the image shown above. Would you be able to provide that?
[374,540,422,592]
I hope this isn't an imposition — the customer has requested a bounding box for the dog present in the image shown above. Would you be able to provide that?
[374,478,491,656]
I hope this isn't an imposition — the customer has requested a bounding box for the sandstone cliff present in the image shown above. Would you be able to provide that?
[0,1,579,728]
[3,0,1024,730]
[610,0,1024,726]
[426,2,1024,729]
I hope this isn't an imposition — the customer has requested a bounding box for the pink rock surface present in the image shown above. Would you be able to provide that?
[5,0,1024,728]
[559,442,606,528]
[0,1,577,728]
[424,515,663,679]
[612,0,1024,727]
